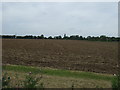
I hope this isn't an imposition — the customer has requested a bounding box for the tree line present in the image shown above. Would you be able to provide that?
[1,34,120,42]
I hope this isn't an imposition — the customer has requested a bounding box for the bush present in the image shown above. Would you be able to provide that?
[2,73,11,88]
[23,72,43,88]
[112,74,120,90]
[2,72,44,88]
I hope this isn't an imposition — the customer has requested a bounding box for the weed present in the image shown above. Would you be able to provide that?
[2,72,11,88]
[71,83,74,90]
[112,74,120,90]
[2,71,44,88]
[95,85,103,88]
[23,72,43,88]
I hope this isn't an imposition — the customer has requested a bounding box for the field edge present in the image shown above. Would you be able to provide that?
[2,64,114,81]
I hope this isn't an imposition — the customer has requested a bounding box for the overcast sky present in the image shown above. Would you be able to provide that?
[2,2,118,37]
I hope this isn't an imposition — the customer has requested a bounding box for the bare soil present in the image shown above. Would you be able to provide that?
[2,39,118,74]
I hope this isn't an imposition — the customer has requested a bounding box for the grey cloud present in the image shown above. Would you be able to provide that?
[2,2,118,37]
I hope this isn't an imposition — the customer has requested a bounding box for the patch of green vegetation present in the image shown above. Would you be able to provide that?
[112,74,120,89]
[3,65,42,74]
[3,65,114,81]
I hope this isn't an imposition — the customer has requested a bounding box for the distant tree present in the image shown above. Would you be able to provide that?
[79,36,83,40]
[63,34,69,39]
[100,35,107,41]
[87,36,92,40]
[24,35,33,39]
[13,35,16,39]
[1,34,120,42]
[2,35,15,39]
[116,37,120,41]
[75,35,79,40]
[111,37,116,41]
[33,36,37,39]
[95,36,100,41]
[0,35,2,38]
[54,36,62,39]
[64,34,66,38]
[48,36,53,39]
[41,34,44,39]
[16,36,25,39]
[38,34,44,39]
[69,35,79,40]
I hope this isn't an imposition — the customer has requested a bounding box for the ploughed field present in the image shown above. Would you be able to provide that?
[2,39,118,74]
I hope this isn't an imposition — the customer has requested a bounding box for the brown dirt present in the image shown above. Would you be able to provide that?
[2,39,118,74]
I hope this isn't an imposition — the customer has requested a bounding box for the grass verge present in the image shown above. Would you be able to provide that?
[3,64,114,81]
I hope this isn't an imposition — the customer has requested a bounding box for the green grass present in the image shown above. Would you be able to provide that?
[3,64,114,81]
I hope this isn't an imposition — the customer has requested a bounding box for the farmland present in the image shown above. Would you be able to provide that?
[2,39,118,74]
